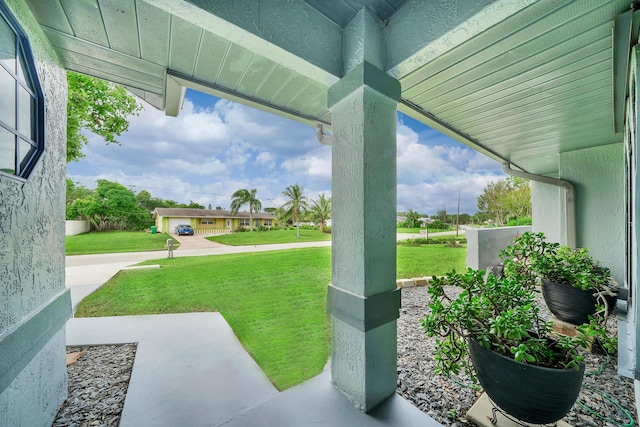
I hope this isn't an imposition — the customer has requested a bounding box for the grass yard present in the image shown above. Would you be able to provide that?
[207,228,331,246]
[397,244,466,277]
[76,248,333,390]
[75,244,466,389]
[66,231,176,255]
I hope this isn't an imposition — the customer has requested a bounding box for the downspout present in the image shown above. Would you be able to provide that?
[502,163,576,248]
[316,123,333,146]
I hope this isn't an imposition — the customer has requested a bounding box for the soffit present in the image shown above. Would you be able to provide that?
[24,0,337,123]
[396,0,632,175]
[24,0,635,176]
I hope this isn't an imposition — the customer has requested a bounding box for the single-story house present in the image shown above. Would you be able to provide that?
[153,208,276,233]
[4,0,640,425]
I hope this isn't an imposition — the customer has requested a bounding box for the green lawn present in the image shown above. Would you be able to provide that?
[397,244,466,277]
[207,229,331,245]
[66,231,176,255]
[76,248,333,390]
[75,244,466,389]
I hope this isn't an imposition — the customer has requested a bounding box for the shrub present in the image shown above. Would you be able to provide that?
[506,217,533,226]
[235,226,249,232]
[429,220,448,230]
[397,237,467,246]
[323,226,332,234]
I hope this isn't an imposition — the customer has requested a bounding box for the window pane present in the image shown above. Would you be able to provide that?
[0,127,15,174]
[0,66,15,127]
[17,50,33,89]
[18,85,34,139]
[18,138,34,173]
[0,17,16,73]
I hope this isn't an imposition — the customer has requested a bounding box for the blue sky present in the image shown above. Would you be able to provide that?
[66,89,506,215]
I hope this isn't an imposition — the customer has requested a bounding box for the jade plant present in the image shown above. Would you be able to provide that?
[499,232,614,295]
[499,232,618,353]
[422,268,592,382]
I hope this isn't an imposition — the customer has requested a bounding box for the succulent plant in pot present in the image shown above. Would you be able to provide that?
[500,232,618,353]
[422,268,593,424]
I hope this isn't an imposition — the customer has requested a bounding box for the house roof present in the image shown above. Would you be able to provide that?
[154,208,275,219]
[24,0,633,175]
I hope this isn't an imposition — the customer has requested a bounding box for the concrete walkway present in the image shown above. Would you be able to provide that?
[67,313,279,426]
[65,236,444,426]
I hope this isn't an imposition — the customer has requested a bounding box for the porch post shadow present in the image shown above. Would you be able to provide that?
[326,8,401,413]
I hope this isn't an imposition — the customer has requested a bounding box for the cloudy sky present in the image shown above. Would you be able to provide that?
[66,89,506,215]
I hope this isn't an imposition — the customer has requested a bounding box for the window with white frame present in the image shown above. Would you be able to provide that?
[239,218,250,226]
[264,219,272,226]
[201,218,214,224]
[0,3,44,179]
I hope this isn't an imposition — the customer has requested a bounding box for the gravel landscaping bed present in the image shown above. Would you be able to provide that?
[398,285,637,426]
[52,344,136,427]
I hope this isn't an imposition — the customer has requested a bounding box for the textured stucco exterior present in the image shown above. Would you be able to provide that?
[0,0,69,425]
[560,144,625,285]
[533,144,625,285]
[328,11,401,405]
[466,226,532,270]
[531,179,563,244]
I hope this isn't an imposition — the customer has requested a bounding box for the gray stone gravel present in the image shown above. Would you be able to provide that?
[52,344,136,427]
[397,285,638,426]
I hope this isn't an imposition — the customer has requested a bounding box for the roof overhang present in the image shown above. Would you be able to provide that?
[23,0,636,175]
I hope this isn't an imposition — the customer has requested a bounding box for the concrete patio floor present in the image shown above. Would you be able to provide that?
[66,313,441,426]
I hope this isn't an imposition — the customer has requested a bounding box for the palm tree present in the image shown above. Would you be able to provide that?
[230,188,262,231]
[310,194,331,232]
[281,183,309,237]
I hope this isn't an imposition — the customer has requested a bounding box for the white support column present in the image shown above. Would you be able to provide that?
[326,8,401,412]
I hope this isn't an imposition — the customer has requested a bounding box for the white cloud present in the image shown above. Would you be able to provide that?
[281,146,331,183]
[67,91,505,215]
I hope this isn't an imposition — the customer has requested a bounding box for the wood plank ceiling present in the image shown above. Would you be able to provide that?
[24,0,635,175]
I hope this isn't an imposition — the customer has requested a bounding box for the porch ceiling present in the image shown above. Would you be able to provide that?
[25,0,634,175]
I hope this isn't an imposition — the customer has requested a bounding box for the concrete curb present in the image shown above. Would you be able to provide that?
[396,276,438,288]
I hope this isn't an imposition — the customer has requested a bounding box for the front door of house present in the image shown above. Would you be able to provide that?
[226,219,231,229]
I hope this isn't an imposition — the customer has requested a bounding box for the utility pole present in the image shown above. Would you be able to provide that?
[456,189,461,238]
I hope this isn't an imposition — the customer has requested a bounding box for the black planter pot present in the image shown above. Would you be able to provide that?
[468,338,585,424]
[540,279,616,325]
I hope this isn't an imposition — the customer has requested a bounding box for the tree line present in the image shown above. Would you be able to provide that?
[230,184,331,236]
[66,179,333,234]
[66,179,208,231]
[399,177,532,229]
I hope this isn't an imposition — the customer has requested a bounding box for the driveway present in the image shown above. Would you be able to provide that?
[170,233,227,250]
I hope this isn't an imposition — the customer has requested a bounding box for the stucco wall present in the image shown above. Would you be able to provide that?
[559,143,625,285]
[65,220,90,236]
[533,144,625,285]
[0,1,70,425]
[466,226,532,270]
[531,179,563,244]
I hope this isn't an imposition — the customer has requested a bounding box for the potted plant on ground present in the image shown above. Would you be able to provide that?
[499,232,618,350]
[422,268,592,424]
